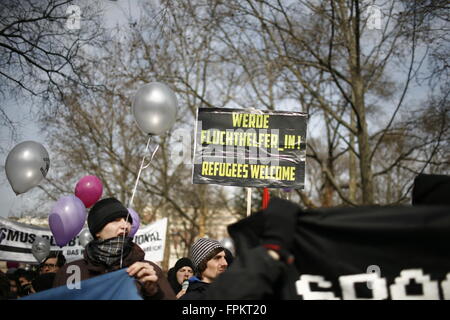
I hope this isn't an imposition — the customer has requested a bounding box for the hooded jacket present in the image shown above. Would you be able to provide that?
[179,276,210,300]
[167,257,195,294]
[206,197,450,300]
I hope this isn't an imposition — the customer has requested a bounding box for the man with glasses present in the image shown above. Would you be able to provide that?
[39,252,66,275]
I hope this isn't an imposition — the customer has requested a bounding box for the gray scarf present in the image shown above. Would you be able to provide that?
[86,236,133,268]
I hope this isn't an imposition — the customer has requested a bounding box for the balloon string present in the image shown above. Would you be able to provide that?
[128,135,153,209]
[7,196,17,218]
[121,135,158,268]
[142,144,159,170]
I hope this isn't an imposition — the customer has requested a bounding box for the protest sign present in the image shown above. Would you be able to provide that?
[193,108,308,189]
[133,217,167,262]
[229,202,450,300]
[0,217,85,263]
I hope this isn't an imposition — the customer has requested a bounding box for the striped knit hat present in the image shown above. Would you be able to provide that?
[190,238,224,269]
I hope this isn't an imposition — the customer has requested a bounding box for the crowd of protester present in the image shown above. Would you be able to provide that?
[1,173,449,300]
[0,253,64,299]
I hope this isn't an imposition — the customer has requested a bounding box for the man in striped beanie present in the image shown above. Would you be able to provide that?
[180,238,228,300]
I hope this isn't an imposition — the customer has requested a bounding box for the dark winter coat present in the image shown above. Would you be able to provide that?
[179,277,210,300]
[207,195,450,300]
[167,257,195,295]
[53,243,175,300]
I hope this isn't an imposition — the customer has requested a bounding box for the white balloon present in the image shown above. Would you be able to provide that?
[132,82,178,135]
[32,236,51,263]
[220,237,235,256]
[78,229,93,248]
[5,141,50,195]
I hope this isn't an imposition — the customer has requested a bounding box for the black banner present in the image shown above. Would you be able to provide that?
[227,201,450,300]
[192,108,308,188]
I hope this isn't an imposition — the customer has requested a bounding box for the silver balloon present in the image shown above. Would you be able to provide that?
[5,141,50,195]
[78,229,93,248]
[220,237,235,256]
[132,82,178,135]
[32,236,50,263]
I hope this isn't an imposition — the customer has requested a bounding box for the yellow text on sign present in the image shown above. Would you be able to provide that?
[200,130,278,148]
[201,161,296,181]
[232,113,270,128]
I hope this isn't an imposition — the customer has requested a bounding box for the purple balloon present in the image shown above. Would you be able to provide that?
[49,195,87,247]
[127,208,140,238]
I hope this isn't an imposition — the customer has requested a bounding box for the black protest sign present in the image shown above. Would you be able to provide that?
[227,200,450,300]
[192,108,308,188]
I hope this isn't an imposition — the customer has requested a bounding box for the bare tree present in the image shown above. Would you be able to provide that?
[0,0,104,140]
[399,0,449,83]
[35,1,243,265]
[182,0,449,206]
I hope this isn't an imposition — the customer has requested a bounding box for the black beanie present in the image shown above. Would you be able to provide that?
[167,257,196,293]
[173,257,196,273]
[88,197,131,237]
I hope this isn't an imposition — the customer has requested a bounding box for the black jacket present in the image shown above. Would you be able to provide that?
[179,277,210,300]
[204,195,450,300]
[53,243,175,300]
[206,246,297,299]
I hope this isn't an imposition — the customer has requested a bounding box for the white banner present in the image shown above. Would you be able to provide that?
[0,217,85,263]
[133,217,167,263]
[0,217,168,264]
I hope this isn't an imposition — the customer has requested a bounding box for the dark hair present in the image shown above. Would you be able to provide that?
[43,251,66,267]
[0,272,11,300]
[13,269,36,297]
[197,247,224,278]
[224,248,234,266]
[14,268,34,282]
[5,273,19,299]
